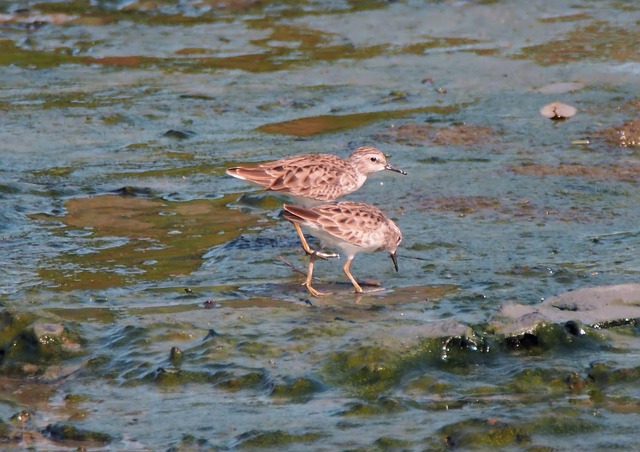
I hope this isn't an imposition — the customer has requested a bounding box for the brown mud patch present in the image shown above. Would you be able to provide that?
[536,13,592,23]
[257,106,458,137]
[515,21,640,65]
[0,8,495,74]
[594,120,640,149]
[302,284,458,307]
[618,99,640,114]
[413,195,612,222]
[30,193,261,290]
[508,162,640,183]
[374,122,498,149]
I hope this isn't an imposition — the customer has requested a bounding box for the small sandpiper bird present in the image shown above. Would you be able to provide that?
[282,201,402,297]
[226,146,406,258]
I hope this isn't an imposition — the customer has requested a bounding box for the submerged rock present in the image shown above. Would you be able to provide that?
[389,319,473,339]
[439,417,531,449]
[163,129,195,140]
[169,346,183,366]
[0,314,85,378]
[44,422,112,445]
[32,323,65,340]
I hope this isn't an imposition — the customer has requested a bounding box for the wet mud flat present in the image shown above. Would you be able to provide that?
[2,0,640,449]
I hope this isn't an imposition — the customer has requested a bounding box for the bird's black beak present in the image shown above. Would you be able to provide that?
[390,251,399,272]
[385,163,407,175]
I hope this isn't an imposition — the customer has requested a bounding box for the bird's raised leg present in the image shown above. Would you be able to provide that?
[293,223,338,260]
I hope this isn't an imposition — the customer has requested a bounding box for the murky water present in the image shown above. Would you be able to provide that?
[2,0,640,449]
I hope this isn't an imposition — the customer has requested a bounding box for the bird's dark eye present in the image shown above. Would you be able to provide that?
[370,157,378,162]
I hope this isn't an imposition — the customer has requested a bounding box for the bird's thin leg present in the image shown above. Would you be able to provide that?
[303,253,329,297]
[343,257,384,295]
[293,223,314,255]
[293,223,338,260]
[342,257,364,293]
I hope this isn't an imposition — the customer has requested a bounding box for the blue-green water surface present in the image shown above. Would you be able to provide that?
[1,0,640,449]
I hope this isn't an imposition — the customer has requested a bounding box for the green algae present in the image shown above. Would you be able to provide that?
[587,362,640,388]
[45,307,117,323]
[506,367,579,398]
[237,340,284,358]
[150,367,216,387]
[234,429,325,449]
[515,21,640,66]
[31,167,74,179]
[217,371,266,392]
[319,324,614,407]
[270,377,324,400]
[284,323,349,341]
[64,393,91,404]
[32,0,222,26]
[322,345,402,399]
[405,374,454,395]
[170,433,213,451]
[245,21,491,68]
[372,436,414,450]
[402,335,488,374]
[322,333,486,399]
[530,410,600,435]
[439,418,531,449]
[0,39,81,69]
[100,113,134,125]
[256,105,460,136]
[338,397,404,417]
[0,418,11,439]
[597,395,640,414]
[0,5,497,75]
[0,311,36,350]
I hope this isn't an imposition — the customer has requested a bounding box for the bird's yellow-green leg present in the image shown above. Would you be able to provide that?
[343,257,384,294]
[293,223,338,260]
[342,257,363,293]
[303,253,330,297]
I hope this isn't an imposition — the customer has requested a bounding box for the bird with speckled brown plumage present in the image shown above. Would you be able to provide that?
[282,201,402,297]
[226,146,405,258]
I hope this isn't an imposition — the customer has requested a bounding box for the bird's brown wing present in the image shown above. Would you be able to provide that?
[228,154,358,201]
[285,202,386,248]
[282,204,321,224]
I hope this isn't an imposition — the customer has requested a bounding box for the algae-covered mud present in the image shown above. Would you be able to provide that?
[2,0,640,449]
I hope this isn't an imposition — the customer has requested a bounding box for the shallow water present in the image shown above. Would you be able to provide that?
[1,0,640,449]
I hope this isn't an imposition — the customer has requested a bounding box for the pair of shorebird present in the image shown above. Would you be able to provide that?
[226,146,406,296]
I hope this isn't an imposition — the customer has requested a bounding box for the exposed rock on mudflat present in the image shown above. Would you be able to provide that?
[493,284,640,336]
